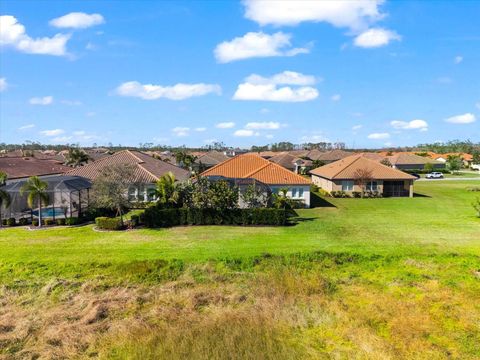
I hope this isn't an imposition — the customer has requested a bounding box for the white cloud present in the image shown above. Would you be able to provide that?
[0,15,70,56]
[243,0,385,30]
[0,77,7,92]
[61,99,82,106]
[266,134,274,139]
[444,113,476,124]
[215,122,235,129]
[115,81,221,100]
[18,124,35,130]
[40,129,64,136]
[29,96,53,105]
[354,28,401,48]
[245,121,281,130]
[368,132,390,139]
[52,136,72,143]
[352,124,363,131]
[390,119,428,131]
[233,71,319,102]
[476,102,480,110]
[214,31,309,63]
[195,127,206,132]
[172,127,190,137]
[49,12,105,29]
[331,94,341,101]
[234,129,259,137]
[454,55,463,64]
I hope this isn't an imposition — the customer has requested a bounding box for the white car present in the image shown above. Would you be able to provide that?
[426,172,444,179]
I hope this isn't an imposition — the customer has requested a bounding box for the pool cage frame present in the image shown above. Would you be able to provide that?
[1,176,92,222]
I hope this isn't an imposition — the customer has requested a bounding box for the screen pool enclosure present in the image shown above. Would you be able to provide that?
[1,176,92,221]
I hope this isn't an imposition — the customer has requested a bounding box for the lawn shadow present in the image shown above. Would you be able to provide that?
[413,192,431,198]
[310,193,337,208]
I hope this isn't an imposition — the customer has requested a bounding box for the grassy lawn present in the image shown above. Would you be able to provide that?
[0,180,479,359]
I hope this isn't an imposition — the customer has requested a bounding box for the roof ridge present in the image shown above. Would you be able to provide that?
[201,153,264,176]
[126,150,145,164]
[245,161,271,178]
[261,161,310,184]
[330,154,362,178]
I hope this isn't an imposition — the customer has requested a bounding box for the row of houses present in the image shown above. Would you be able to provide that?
[1,148,423,222]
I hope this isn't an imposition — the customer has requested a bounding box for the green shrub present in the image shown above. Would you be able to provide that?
[18,218,28,226]
[56,218,66,226]
[32,219,39,226]
[352,191,361,198]
[130,214,140,227]
[95,217,124,230]
[6,218,16,226]
[65,217,80,226]
[143,208,290,228]
[44,219,55,226]
[310,184,320,193]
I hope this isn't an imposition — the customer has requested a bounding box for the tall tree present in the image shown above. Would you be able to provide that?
[91,164,136,225]
[0,172,11,227]
[20,176,49,227]
[353,168,374,198]
[65,148,90,167]
[447,155,463,174]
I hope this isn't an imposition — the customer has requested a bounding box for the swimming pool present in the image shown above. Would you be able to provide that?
[31,207,66,218]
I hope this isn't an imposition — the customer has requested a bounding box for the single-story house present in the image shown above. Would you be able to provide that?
[431,153,473,167]
[269,152,313,174]
[387,153,445,170]
[310,154,417,197]
[310,149,352,163]
[0,157,72,183]
[66,150,190,202]
[201,153,312,207]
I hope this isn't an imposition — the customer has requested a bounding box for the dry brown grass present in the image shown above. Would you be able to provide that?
[1,258,479,360]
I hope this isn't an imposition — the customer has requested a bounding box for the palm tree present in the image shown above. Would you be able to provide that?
[0,172,11,227]
[20,176,49,227]
[152,172,178,206]
[65,148,90,167]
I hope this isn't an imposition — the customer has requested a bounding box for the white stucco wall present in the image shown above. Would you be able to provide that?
[270,185,311,208]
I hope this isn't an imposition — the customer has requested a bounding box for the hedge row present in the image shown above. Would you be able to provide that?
[142,208,290,228]
[95,217,124,230]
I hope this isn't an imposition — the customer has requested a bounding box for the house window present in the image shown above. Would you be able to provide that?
[341,181,354,191]
[298,187,304,198]
[291,188,297,198]
[367,181,378,191]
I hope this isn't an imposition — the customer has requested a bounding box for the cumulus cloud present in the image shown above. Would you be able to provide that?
[115,81,221,100]
[49,12,105,29]
[215,122,235,129]
[454,56,463,64]
[245,122,281,130]
[172,127,190,136]
[195,127,206,132]
[0,77,7,92]
[352,124,363,131]
[18,124,35,130]
[243,0,385,30]
[233,71,319,102]
[214,31,309,63]
[444,113,476,124]
[40,129,64,136]
[390,119,428,131]
[368,132,390,139]
[29,96,53,105]
[354,28,401,48]
[234,129,259,137]
[331,94,341,101]
[0,15,70,56]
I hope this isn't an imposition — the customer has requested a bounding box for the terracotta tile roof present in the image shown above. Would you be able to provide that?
[431,152,473,161]
[201,153,310,185]
[310,154,416,180]
[269,153,312,170]
[196,151,229,166]
[65,150,190,183]
[0,157,71,179]
[314,149,352,161]
[387,153,442,166]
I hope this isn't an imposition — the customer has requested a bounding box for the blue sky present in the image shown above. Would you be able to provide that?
[0,0,479,148]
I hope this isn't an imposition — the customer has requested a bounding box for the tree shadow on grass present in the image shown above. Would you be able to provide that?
[310,192,337,208]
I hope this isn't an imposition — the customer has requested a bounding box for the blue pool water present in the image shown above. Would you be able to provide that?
[32,207,65,218]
